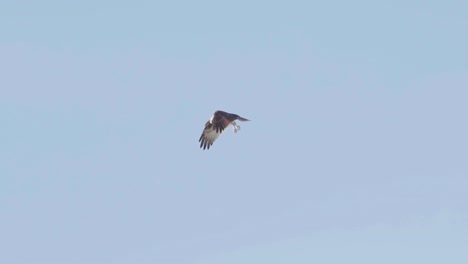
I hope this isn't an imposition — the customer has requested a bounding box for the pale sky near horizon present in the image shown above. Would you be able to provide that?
[1,1,468,263]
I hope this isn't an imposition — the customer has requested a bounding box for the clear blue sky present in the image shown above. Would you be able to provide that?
[1,1,467,263]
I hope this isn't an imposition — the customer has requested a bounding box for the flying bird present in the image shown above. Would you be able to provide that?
[199,110,250,150]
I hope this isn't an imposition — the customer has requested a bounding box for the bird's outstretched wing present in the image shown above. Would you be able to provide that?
[199,122,221,150]
[199,111,233,150]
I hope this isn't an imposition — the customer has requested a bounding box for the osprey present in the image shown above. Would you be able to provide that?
[199,110,250,150]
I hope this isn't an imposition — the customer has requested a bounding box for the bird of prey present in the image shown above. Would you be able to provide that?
[199,110,250,150]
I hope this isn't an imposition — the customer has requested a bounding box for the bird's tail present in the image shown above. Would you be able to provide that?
[237,116,250,121]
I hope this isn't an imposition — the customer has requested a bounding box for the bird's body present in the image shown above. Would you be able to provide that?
[199,110,250,150]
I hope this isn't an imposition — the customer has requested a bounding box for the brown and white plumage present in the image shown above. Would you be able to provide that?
[199,110,250,150]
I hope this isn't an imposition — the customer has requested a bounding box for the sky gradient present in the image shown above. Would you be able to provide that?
[1,1,468,263]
